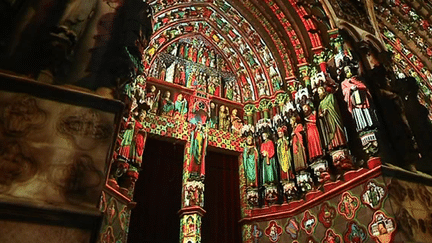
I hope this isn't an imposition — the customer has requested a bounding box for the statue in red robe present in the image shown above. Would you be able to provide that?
[341,66,374,132]
[130,111,147,166]
[303,104,323,161]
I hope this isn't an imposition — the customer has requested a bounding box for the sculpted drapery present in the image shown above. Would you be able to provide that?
[243,136,259,187]
[318,87,347,150]
[261,133,278,185]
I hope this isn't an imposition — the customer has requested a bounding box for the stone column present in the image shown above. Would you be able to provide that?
[179,125,208,243]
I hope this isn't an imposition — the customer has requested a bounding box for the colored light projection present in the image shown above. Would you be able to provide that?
[145,0,286,103]
[380,27,432,121]
[375,0,432,121]
[148,35,247,102]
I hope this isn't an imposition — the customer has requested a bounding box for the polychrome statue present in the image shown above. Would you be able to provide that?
[261,132,278,185]
[209,102,218,128]
[230,109,243,133]
[188,125,207,181]
[317,86,347,150]
[303,104,323,161]
[161,91,174,116]
[342,66,374,132]
[130,111,147,166]
[118,116,135,161]
[276,126,292,181]
[243,135,259,188]
[174,93,188,120]
[219,105,230,131]
[290,116,307,172]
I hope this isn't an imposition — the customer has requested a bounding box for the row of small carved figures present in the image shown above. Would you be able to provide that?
[127,83,245,132]
[244,162,349,208]
[242,130,356,207]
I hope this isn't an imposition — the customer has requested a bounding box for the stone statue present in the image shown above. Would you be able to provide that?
[289,116,307,172]
[260,132,278,185]
[4,0,98,76]
[174,93,188,120]
[342,66,374,131]
[317,86,347,150]
[161,91,174,117]
[302,104,323,161]
[276,126,292,181]
[243,135,259,188]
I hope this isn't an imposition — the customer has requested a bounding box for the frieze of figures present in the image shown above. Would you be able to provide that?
[107,74,245,197]
[239,50,381,207]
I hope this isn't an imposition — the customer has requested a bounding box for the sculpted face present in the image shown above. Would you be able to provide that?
[278,130,284,138]
[139,111,146,121]
[344,66,352,78]
[290,117,296,126]
[302,104,311,116]
[246,136,253,145]
[318,87,326,100]
[232,109,238,116]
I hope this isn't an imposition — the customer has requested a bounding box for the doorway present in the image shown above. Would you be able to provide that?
[128,138,184,243]
[201,150,241,243]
